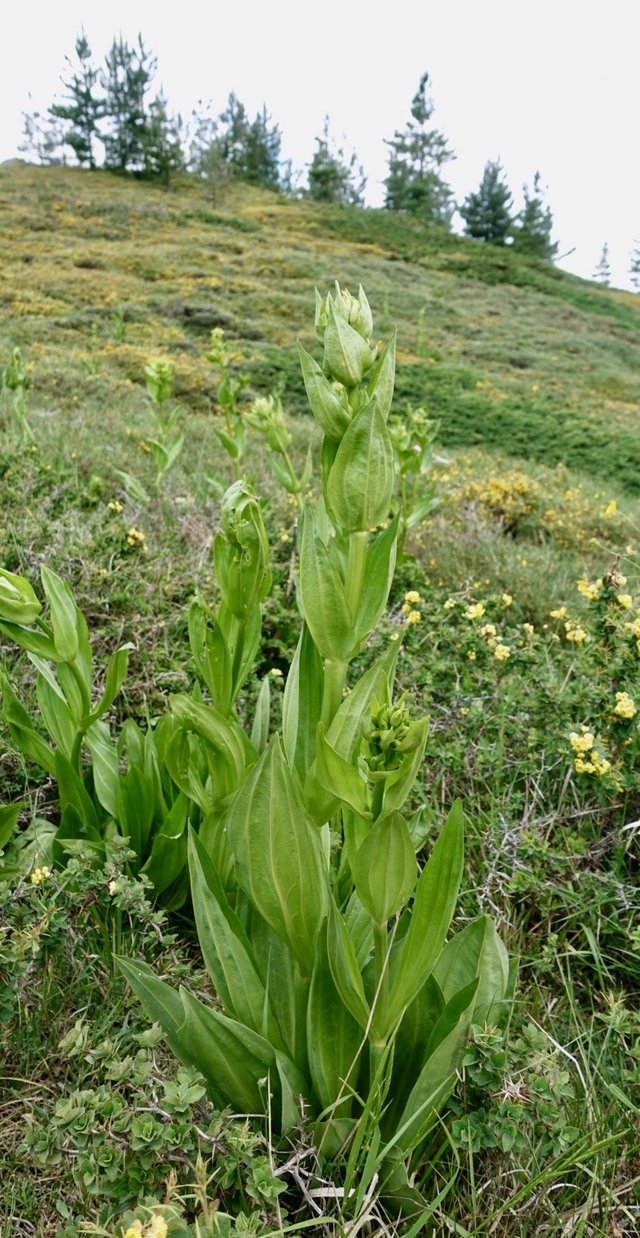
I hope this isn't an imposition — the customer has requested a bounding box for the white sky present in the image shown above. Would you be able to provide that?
[2,1,639,290]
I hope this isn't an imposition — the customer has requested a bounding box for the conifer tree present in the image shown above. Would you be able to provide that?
[384,72,455,226]
[629,242,640,291]
[103,35,157,173]
[512,171,557,260]
[142,95,184,187]
[48,33,104,168]
[593,242,611,285]
[307,117,366,206]
[460,160,513,244]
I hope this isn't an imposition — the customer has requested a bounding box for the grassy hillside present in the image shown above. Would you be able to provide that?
[1,164,639,1236]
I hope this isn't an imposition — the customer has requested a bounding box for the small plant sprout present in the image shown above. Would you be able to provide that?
[143,357,184,490]
[246,393,311,506]
[206,327,250,479]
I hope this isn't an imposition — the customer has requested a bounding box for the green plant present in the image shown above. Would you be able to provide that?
[206,329,250,481]
[119,283,513,1218]
[1,346,34,445]
[143,358,184,489]
[389,404,440,558]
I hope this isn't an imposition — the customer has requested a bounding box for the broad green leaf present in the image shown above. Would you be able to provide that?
[0,620,61,661]
[90,643,135,722]
[352,811,416,926]
[433,915,510,1026]
[384,801,464,1033]
[312,723,370,820]
[36,674,76,758]
[85,721,120,820]
[1,675,56,777]
[382,975,445,1136]
[298,504,354,662]
[352,514,399,645]
[113,469,150,504]
[178,988,277,1114]
[389,979,478,1157]
[55,751,100,834]
[0,801,24,852]
[326,404,395,534]
[379,721,429,817]
[170,694,248,790]
[297,341,351,441]
[282,623,324,777]
[250,676,271,754]
[307,923,362,1114]
[326,641,399,763]
[227,736,329,976]
[323,307,376,388]
[141,794,188,896]
[116,760,154,863]
[327,903,370,1030]
[365,329,397,421]
[40,567,79,663]
[52,805,105,866]
[188,830,284,1048]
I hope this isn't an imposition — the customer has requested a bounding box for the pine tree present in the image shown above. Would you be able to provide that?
[512,171,557,260]
[48,32,104,168]
[629,242,640,292]
[307,118,366,206]
[460,160,513,244]
[20,107,67,165]
[242,107,282,189]
[142,95,184,187]
[593,242,611,285]
[384,72,454,226]
[103,35,157,173]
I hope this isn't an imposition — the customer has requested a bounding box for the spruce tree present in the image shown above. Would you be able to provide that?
[384,72,454,226]
[460,160,513,244]
[142,95,184,187]
[48,32,104,168]
[629,242,640,291]
[103,35,157,173]
[242,107,282,189]
[593,242,611,285]
[307,118,366,206]
[512,172,557,260]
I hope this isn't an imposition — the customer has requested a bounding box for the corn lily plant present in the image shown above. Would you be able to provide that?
[119,284,512,1215]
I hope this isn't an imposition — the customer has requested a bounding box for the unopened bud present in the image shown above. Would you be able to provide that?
[0,569,41,626]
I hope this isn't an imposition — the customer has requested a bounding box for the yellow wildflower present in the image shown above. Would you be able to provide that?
[480,623,496,638]
[625,616,640,638]
[126,527,145,548]
[467,650,476,661]
[107,499,123,513]
[565,621,587,645]
[443,598,456,610]
[270,667,283,677]
[404,590,421,604]
[523,622,535,639]
[30,866,52,886]
[148,1218,169,1238]
[603,499,617,517]
[465,602,485,620]
[618,594,633,610]
[493,644,511,661]
[108,880,118,895]
[501,593,513,607]
[569,729,594,754]
[550,607,567,619]
[614,691,636,719]
[577,578,601,601]
[406,610,421,625]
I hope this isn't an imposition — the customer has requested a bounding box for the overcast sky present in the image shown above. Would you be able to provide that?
[2,1,638,290]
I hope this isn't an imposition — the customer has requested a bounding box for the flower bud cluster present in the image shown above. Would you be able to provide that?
[215,481,271,618]
[246,394,292,455]
[144,358,174,406]
[363,695,421,776]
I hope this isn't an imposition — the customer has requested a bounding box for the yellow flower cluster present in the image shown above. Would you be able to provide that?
[126,526,145,548]
[107,499,124,513]
[550,606,567,620]
[122,1214,168,1238]
[617,593,633,610]
[569,728,611,776]
[465,602,485,620]
[565,620,587,645]
[493,644,511,661]
[30,866,52,885]
[614,691,636,719]
[577,577,602,601]
[402,590,422,625]
[501,593,513,607]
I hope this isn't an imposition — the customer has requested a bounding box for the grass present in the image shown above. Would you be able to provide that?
[0,162,639,1235]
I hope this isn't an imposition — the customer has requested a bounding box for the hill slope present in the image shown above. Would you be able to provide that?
[1,163,639,489]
